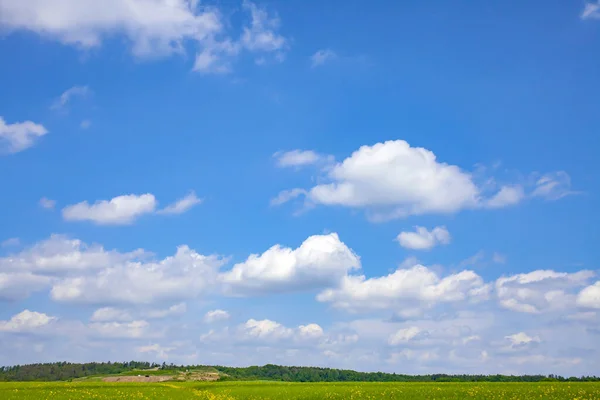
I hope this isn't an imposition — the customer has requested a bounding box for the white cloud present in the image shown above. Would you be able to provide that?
[270,188,308,207]
[237,319,326,343]
[204,309,230,323]
[496,270,595,313]
[0,234,145,274]
[158,191,202,215]
[39,197,56,209]
[90,303,187,322]
[0,0,222,57]
[274,140,573,220]
[396,226,451,250]
[0,1,288,73]
[298,323,324,339]
[89,320,149,339]
[505,332,540,347]
[51,85,90,110]
[63,192,202,224]
[62,193,157,225]
[0,272,50,300]
[273,150,332,168]
[2,306,599,376]
[241,318,293,340]
[192,43,235,74]
[200,319,329,349]
[192,0,288,74]
[0,116,48,153]
[90,307,133,322]
[577,281,600,309]
[311,49,337,68]
[317,262,488,314]
[304,141,481,219]
[388,327,422,345]
[80,120,92,129]
[240,0,287,54]
[531,172,575,201]
[0,310,56,332]
[582,2,600,19]
[51,245,226,305]
[220,233,360,296]
[144,303,187,319]
[485,185,525,208]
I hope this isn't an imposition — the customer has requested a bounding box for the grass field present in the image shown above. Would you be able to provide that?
[2,381,600,399]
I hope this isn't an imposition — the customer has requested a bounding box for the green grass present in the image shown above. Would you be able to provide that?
[2,381,600,399]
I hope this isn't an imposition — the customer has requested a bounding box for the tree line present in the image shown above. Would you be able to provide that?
[1,361,599,382]
[212,364,600,382]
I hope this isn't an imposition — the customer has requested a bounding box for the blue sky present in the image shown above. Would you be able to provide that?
[1,0,600,375]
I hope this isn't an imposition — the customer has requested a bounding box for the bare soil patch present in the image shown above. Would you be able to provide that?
[102,375,173,382]
[175,372,220,381]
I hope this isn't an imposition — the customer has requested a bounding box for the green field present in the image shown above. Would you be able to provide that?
[2,381,600,399]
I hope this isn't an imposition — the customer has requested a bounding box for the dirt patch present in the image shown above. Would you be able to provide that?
[102,375,173,382]
[175,372,220,382]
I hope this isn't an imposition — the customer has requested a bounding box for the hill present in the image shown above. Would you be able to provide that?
[1,361,598,382]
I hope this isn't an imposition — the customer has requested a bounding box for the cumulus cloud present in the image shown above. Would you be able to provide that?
[0,1,288,73]
[0,116,48,153]
[234,319,327,344]
[241,318,294,340]
[317,262,489,315]
[0,310,56,332]
[51,85,90,110]
[0,234,145,274]
[396,226,451,250]
[0,235,223,305]
[63,192,202,224]
[158,191,203,215]
[220,233,360,296]
[273,140,574,220]
[51,245,226,305]
[310,49,337,68]
[62,193,157,225]
[0,272,51,300]
[577,281,600,309]
[204,309,230,323]
[298,323,324,339]
[304,141,481,218]
[496,270,595,314]
[0,0,221,57]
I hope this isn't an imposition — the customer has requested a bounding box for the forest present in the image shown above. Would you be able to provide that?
[1,362,599,382]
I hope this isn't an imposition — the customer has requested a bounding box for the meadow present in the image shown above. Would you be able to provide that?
[2,381,600,399]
